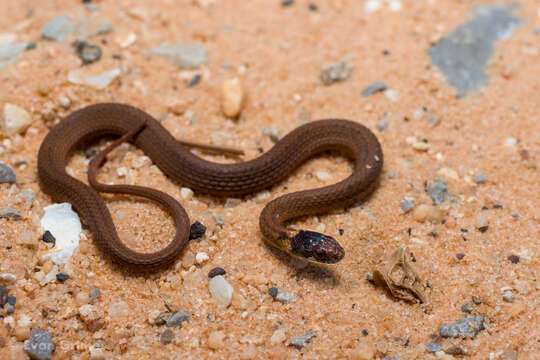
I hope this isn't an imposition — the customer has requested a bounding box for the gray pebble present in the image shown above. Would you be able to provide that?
[428,4,522,97]
[428,178,448,205]
[155,311,171,326]
[20,189,36,206]
[399,198,414,213]
[166,310,189,327]
[41,15,75,42]
[439,315,484,338]
[275,292,294,304]
[361,82,388,97]
[461,302,473,313]
[0,162,16,183]
[149,43,207,69]
[160,329,174,344]
[214,214,225,225]
[0,207,21,220]
[268,287,278,298]
[319,62,353,85]
[23,328,55,360]
[473,173,486,184]
[0,43,31,68]
[376,119,388,131]
[288,330,316,349]
[426,342,441,352]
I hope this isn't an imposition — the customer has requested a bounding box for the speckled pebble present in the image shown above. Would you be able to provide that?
[0,162,16,183]
[23,328,55,360]
[320,62,353,85]
[461,303,473,313]
[439,315,484,338]
[400,197,414,213]
[502,290,515,303]
[426,342,441,352]
[288,330,316,349]
[0,207,21,220]
[428,179,448,205]
[473,173,487,183]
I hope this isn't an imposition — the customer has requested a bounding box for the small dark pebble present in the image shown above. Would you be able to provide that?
[56,273,69,282]
[0,162,16,184]
[493,204,503,209]
[338,228,344,235]
[426,342,441,353]
[42,231,56,246]
[208,267,226,278]
[0,285,7,306]
[5,303,15,314]
[407,228,412,236]
[460,228,468,233]
[445,346,466,356]
[189,221,206,240]
[257,147,264,153]
[160,329,174,344]
[410,252,416,262]
[188,74,201,87]
[74,41,102,65]
[362,329,368,336]
[351,303,356,309]
[268,287,279,298]
[282,0,294,6]
[308,3,318,11]
[481,205,489,210]
[428,231,437,237]
[382,49,391,56]
[84,149,98,158]
[478,226,489,232]
[456,253,465,260]
[7,295,16,306]
[14,159,28,167]
[507,255,520,264]
[26,42,37,50]
[461,302,473,313]
[519,149,529,160]
[471,295,482,305]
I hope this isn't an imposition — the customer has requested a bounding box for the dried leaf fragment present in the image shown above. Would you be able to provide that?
[373,245,427,303]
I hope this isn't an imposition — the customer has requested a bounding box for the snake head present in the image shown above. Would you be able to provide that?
[290,230,345,264]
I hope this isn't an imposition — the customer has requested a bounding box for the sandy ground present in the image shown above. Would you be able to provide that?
[0,0,538,359]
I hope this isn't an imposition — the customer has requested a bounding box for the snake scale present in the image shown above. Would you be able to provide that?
[37,103,383,269]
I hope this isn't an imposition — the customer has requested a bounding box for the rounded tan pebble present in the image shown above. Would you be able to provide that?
[270,328,286,344]
[231,291,249,310]
[413,204,443,223]
[208,330,225,349]
[350,343,376,360]
[475,213,488,228]
[221,78,244,118]
[14,326,30,341]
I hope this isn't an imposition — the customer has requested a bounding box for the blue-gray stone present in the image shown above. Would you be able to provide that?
[439,315,484,338]
[428,179,448,205]
[400,198,414,213]
[41,15,75,42]
[288,330,316,349]
[0,43,30,68]
[0,163,16,183]
[166,310,189,327]
[149,43,207,69]
[428,3,522,97]
[426,342,441,353]
[474,173,487,183]
[361,82,388,97]
[23,328,55,360]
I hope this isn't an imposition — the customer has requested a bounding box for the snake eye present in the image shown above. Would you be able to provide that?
[290,230,345,264]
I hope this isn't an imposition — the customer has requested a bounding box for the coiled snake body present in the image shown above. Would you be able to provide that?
[37,103,383,269]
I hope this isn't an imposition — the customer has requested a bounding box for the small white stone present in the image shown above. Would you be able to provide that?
[68,68,121,90]
[505,137,518,147]
[387,0,402,11]
[57,96,71,109]
[41,203,82,265]
[118,32,137,48]
[412,141,430,151]
[195,252,209,264]
[209,275,233,307]
[254,190,271,204]
[270,329,287,344]
[262,127,281,142]
[384,89,398,102]
[365,0,381,13]
[89,345,105,360]
[116,167,127,177]
[1,103,31,136]
[180,187,194,200]
[502,290,515,303]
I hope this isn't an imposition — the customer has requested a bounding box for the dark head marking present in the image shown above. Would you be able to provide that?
[290,230,345,264]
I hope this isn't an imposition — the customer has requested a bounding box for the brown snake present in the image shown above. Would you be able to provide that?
[37,103,383,269]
